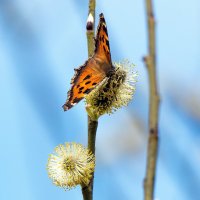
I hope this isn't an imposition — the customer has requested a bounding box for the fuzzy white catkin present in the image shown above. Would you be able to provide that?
[47,143,95,190]
[85,60,137,119]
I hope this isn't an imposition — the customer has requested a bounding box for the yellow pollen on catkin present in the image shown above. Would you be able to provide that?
[47,143,95,190]
[85,60,137,119]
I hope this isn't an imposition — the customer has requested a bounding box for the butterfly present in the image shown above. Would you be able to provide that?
[63,13,114,111]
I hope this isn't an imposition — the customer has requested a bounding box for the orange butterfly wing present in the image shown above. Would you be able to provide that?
[63,13,113,111]
[94,13,112,65]
[63,58,107,111]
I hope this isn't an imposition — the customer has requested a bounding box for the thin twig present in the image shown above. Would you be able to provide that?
[143,0,160,200]
[82,119,98,200]
[81,1,97,200]
[86,0,96,57]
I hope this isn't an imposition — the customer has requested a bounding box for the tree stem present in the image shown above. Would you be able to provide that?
[82,118,98,200]
[144,0,160,200]
[81,1,97,200]
[86,0,96,57]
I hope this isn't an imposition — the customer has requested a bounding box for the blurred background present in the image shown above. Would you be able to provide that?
[0,0,200,199]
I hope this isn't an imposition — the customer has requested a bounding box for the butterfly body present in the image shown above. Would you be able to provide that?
[63,13,113,111]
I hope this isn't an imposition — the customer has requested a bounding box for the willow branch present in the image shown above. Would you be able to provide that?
[82,119,98,200]
[143,0,160,200]
[81,1,97,200]
[86,0,96,57]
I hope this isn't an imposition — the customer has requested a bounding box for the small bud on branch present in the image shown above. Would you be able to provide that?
[86,13,94,31]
